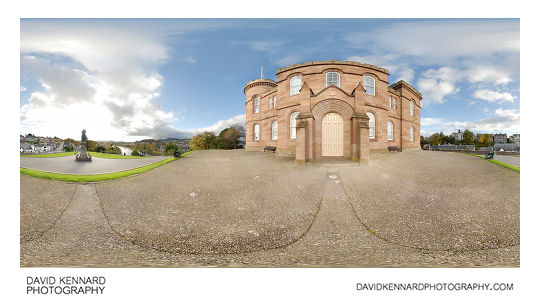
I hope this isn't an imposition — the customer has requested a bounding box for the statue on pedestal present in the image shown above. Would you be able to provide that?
[75,129,92,161]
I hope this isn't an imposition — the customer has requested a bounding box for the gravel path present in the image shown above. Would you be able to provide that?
[20,150,519,267]
[20,155,169,175]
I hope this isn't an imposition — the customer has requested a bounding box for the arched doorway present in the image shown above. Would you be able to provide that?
[322,112,343,156]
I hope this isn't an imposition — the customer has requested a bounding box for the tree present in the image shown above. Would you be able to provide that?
[109,146,122,154]
[164,142,179,155]
[463,129,475,145]
[131,149,141,156]
[429,132,443,146]
[95,145,106,153]
[420,136,429,147]
[190,131,217,150]
[217,127,242,149]
[86,140,97,151]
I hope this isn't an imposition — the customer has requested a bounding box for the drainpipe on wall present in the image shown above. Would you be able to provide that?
[399,92,403,152]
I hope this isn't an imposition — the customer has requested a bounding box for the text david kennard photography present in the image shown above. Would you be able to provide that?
[26,276,106,295]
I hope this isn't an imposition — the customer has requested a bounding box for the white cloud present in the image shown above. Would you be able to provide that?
[473,89,515,103]
[466,65,512,85]
[19,21,181,141]
[346,55,415,83]
[344,20,519,64]
[420,117,444,127]
[417,67,460,105]
[184,56,197,64]
[188,114,246,135]
[20,86,27,92]
[275,54,302,67]
[344,19,519,95]
[421,108,520,135]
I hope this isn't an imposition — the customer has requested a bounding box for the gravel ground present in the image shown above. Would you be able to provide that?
[20,150,519,267]
[97,150,327,254]
[20,175,76,243]
[340,151,520,251]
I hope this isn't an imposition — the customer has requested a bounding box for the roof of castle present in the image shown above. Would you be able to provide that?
[276,60,389,74]
[243,78,277,94]
[389,80,422,99]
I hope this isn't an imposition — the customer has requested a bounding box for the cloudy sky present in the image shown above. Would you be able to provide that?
[20,18,519,141]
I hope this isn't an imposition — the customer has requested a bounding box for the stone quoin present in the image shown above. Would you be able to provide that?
[244,60,422,164]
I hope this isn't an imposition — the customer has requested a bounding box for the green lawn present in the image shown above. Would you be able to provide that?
[87,151,143,159]
[466,153,520,172]
[20,150,195,182]
[21,152,77,158]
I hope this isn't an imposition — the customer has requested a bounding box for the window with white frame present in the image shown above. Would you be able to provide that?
[290,112,299,139]
[254,97,260,113]
[393,98,396,109]
[326,72,340,87]
[410,99,414,116]
[410,126,414,141]
[290,76,302,95]
[273,96,277,109]
[366,112,375,139]
[272,121,278,140]
[364,75,375,96]
[254,124,260,141]
[388,97,392,109]
[387,121,393,140]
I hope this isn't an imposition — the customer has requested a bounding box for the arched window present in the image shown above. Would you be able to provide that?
[393,98,396,109]
[410,126,414,141]
[290,112,299,139]
[366,112,375,139]
[254,124,260,141]
[273,96,277,109]
[326,72,340,87]
[271,121,278,140]
[254,97,260,113]
[410,99,414,116]
[290,76,302,96]
[364,75,375,96]
[387,121,393,140]
[388,97,392,109]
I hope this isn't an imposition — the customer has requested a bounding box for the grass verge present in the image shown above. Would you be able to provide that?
[466,153,520,172]
[21,152,77,158]
[20,157,178,182]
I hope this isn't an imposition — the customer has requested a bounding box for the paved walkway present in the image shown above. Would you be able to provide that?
[20,155,168,174]
[20,150,519,267]
[493,154,520,167]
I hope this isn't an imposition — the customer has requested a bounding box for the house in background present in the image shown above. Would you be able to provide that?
[20,142,35,153]
[508,133,520,143]
[493,133,508,144]
[450,130,464,142]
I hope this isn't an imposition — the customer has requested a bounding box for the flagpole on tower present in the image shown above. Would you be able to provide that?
[260,65,263,79]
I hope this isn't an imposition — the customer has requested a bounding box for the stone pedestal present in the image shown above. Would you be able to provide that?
[294,120,308,165]
[76,142,92,161]
[354,112,370,165]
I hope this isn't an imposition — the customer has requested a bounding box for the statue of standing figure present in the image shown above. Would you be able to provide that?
[76,129,92,161]
[81,129,88,142]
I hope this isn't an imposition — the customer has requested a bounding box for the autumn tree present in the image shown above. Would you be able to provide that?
[86,140,97,151]
[190,131,217,150]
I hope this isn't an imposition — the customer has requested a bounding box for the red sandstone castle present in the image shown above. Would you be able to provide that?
[244,60,422,163]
